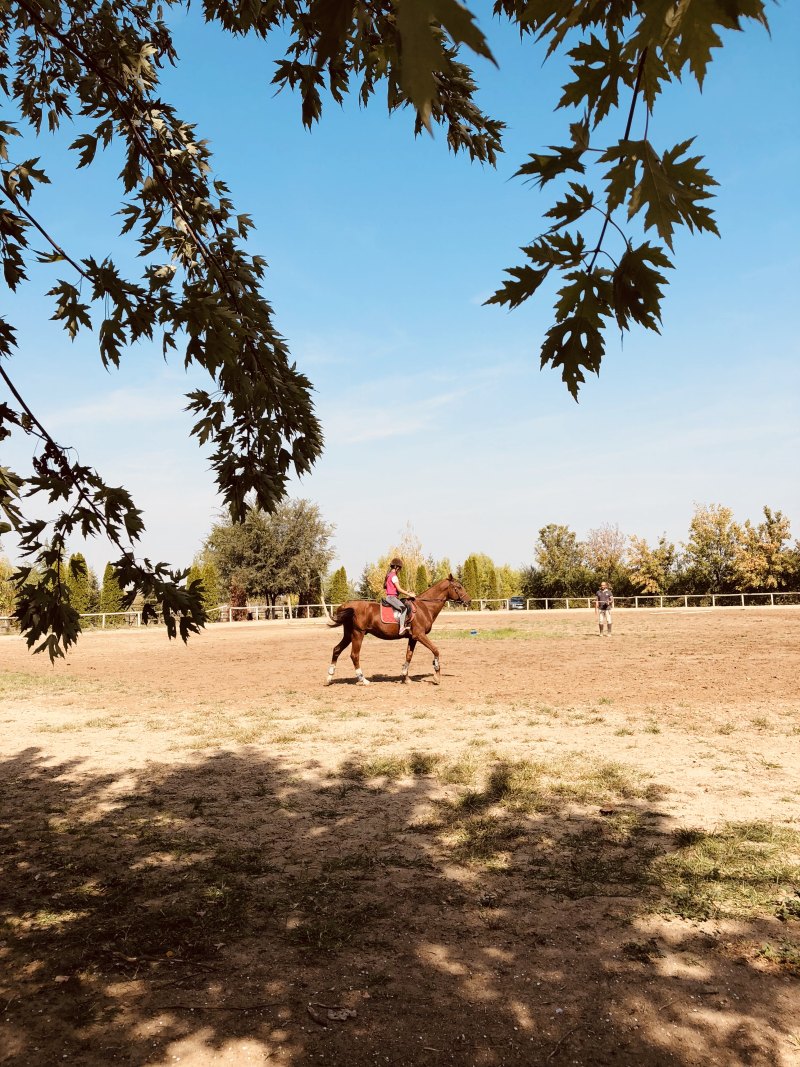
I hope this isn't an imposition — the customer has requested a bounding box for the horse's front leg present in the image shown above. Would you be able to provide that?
[414,632,441,684]
[350,630,370,685]
[401,638,417,683]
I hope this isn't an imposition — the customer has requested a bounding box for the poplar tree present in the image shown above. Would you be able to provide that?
[99,562,124,616]
[65,552,93,615]
[415,563,430,596]
[461,556,481,602]
[328,566,350,606]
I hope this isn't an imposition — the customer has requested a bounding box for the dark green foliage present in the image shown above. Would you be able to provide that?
[460,556,481,601]
[414,563,430,596]
[532,524,592,598]
[206,499,334,605]
[65,553,94,615]
[327,566,350,606]
[487,0,768,397]
[355,566,376,601]
[186,558,223,614]
[99,563,124,616]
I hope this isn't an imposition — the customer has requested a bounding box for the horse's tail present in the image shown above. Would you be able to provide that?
[328,604,355,629]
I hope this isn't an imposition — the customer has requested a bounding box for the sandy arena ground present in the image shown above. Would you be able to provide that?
[1,607,799,1066]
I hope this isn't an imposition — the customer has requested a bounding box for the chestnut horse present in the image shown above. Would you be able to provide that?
[326,575,471,685]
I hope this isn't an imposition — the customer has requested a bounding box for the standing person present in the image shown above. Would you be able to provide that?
[384,557,415,634]
[595,581,614,636]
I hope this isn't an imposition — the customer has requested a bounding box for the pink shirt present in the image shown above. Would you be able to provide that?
[385,570,399,597]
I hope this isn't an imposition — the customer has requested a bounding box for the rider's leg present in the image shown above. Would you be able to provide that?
[386,594,406,631]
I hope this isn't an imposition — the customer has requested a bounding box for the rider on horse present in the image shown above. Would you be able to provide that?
[384,557,415,634]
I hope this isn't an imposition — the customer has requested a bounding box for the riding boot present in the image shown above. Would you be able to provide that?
[399,609,407,634]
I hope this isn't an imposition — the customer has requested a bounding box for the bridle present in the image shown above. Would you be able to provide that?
[411,584,470,607]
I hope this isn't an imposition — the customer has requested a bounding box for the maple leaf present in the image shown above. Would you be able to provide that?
[632,0,768,87]
[630,139,719,248]
[540,315,606,400]
[394,0,495,127]
[601,139,642,213]
[552,267,613,325]
[543,182,594,230]
[537,267,614,397]
[515,145,586,187]
[520,231,587,270]
[611,242,673,332]
[668,0,768,87]
[485,263,552,309]
[557,30,637,125]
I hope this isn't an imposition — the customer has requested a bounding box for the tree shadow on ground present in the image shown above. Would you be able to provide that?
[1,747,797,1066]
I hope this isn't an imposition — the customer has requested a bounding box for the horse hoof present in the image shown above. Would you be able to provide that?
[359,677,371,686]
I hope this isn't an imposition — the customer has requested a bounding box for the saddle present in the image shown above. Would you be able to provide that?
[380,599,414,628]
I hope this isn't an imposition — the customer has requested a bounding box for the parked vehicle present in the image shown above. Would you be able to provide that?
[509,596,526,610]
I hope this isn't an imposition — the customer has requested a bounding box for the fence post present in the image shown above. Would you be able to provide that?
[712,595,716,607]
[741,594,745,608]
[771,592,774,606]
[659,596,663,608]
[684,596,688,608]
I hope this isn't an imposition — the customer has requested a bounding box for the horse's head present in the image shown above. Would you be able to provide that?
[445,574,471,607]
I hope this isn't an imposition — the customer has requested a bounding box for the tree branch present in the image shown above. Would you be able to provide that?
[587,47,648,272]
[0,361,131,558]
[0,185,90,282]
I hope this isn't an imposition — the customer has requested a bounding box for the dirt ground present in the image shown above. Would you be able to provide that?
[1,607,799,1067]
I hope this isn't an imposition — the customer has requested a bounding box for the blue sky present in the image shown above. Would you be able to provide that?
[3,3,799,581]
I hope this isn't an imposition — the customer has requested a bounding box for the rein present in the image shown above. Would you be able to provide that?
[409,593,466,606]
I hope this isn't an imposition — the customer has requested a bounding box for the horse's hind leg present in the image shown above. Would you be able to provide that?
[350,631,370,685]
[327,627,352,685]
[401,638,417,683]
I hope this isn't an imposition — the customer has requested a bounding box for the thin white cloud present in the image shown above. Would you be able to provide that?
[46,387,187,428]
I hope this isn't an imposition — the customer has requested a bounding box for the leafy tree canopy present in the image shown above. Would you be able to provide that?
[682,502,741,593]
[186,555,223,616]
[627,534,680,595]
[0,0,771,656]
[205,498,334,605]
[0,553,16,616]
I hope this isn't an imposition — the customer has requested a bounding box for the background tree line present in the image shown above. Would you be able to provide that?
[2,501,798,621]
[521,505,799,600]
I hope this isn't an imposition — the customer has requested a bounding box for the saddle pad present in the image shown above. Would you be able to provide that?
[380,604,400,625]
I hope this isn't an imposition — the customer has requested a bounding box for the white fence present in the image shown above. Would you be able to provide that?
[214,590,800,621]
[2,590,799,634]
